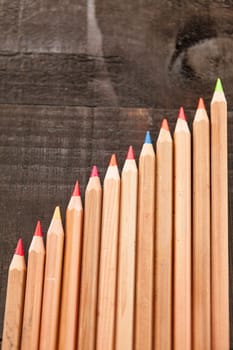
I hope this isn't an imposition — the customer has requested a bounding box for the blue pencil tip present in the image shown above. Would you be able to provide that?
[144,131,152,144]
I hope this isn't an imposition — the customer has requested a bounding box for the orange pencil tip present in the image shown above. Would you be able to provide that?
[161,118,169,131]
[15,238,24,256]
[197,97,206,110]
[91,165,99,177]
[126,145,135,160]
[109,154,117,166]
[72,181,81,197]
[34,221,43,237]
[178,106,186,121]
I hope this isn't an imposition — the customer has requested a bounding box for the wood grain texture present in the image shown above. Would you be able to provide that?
[0,106,232,349]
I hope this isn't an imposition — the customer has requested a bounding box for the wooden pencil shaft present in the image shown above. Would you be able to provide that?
[155,129,173,350]
[173,120,191,350]
[115,159,138,350]
[2,255,26,350]
[96,168,120,350]
[59,197,83,350]
[193,112,211,350]
[135,144,155,350]
[211,96,229,350]
[21,237,45,350]
[78,177,102,350]
[39,215,64,350]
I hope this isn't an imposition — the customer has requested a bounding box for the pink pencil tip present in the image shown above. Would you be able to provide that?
[72,181,81,196]
[91,165,99,177]
[178,107,186,121]
[34,221,43,237]
[126,145,135,160]
[197,97,206,110]
[15,238,24,256]
[161,118,169,131]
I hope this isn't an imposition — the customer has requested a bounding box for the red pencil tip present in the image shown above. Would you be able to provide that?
[197,97,206,110]
[15,238,24,256]
[34,221,43,237]
[91,165,99,177]
[109,154,117,166]
[126,145,135,160]
[161,118,169,131]
[178,107,186,121]
[72,181,81,196]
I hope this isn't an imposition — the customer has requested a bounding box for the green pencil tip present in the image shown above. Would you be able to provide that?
[214,78,224,93]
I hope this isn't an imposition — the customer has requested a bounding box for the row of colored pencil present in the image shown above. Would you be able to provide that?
[2,78,229,350]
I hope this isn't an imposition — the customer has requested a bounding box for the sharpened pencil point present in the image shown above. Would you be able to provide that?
[144,131,152,144]
[214,78,224,93]
[15,238,24,256]
[72,181,81,197]
[126,145,135,160]
[34,221,43,237]
[91,165,99,177]
[178,107,186,121]
[161,118,169,131]
[109,154,117,166]
[53,206,61,220]
[197,97,206,110]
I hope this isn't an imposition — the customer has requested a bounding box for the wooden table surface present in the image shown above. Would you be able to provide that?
[0,0,233,347]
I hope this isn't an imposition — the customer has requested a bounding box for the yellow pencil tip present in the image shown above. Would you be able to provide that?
[53,206,61,220]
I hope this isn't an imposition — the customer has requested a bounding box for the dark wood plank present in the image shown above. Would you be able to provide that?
[0,105,232,348]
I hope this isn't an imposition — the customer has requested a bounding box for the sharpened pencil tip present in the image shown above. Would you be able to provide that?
[161,118,169,131]
[53,206,61,220]
[15,238,24,256]
[126,145,135,160]
[72,181,81,197]
[214,78,224,93]
[197,97,206,110]
[178,107,186,121]
[34,221,43,237]
[144,131,152,144]
[91,165,99,177]
[109,154,117,166]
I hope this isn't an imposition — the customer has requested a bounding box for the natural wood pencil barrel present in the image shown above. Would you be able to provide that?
[135,133,155,350]
[21,222,45,350]
[155,120,173,350]
[192,99,211,350]
[115,146,138,350]
[96,155,120,350]
[58,182,83,350]
[211,79,229,350]
[77,166,102,350]
[173,108,191,350]
[2,239,26,350]
[39,207,64,350]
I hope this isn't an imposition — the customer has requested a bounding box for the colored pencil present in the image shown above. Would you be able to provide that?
[39,207,64,350]
[2,239,26,350]
[58,181,83,350]
[192,98,211,350]
[96,154,120,350]
[78,166,102,350]
[135,132,155,350]
[21,221,45,350]
[173,108,191,350]
[115,146,138,350]
[211,78,229,350]
[155,119,173,350]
